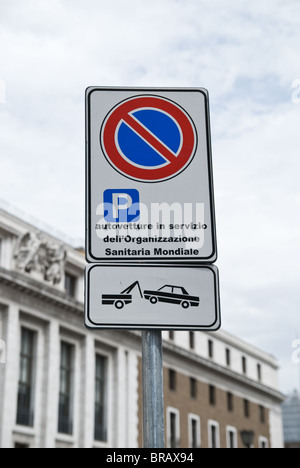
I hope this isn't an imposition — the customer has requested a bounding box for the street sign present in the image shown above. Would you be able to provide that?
[86,87,217,264]
[101,95,197,182]
[85,264,221,331]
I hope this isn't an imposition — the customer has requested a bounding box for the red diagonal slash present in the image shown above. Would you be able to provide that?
[122,113,178,164]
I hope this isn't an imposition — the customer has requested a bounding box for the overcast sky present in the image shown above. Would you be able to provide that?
[0,0,300,394]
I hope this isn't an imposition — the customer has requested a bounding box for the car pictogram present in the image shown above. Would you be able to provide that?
[143,285,200,309]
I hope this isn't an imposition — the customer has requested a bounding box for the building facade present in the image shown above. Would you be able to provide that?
[282,390,300,448]
[0,206,284,448]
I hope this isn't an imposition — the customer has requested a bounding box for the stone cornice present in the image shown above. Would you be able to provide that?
[163,340,285,404]
[0,266,83,314]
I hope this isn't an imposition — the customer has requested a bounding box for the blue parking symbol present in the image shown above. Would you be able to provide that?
[103,189,140,222]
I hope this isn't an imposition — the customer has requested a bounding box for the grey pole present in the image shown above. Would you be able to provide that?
[142,330,165,448]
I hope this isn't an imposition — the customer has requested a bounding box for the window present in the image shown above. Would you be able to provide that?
[159,285,173,293]
[244,399,250,418]
[226,426,238,448]
[94,355,108,442]
[188,415,201,448]
[259,405,266,424]
[209,385,216,406]
[169,369,176,391]
[64,273,77,298]
[225,348,231,367]
[167,408,180,448]
[208,340,214,359]
[190,378,197,399]
[159,285,189,295]
[58,342,74,434]
[257,364,262,382]
[15,443,30,449]
[242,356,247,375]
[227,392,234,412]
[189,332,195,350]
[258,436,269,448]
[16,328,36,427]
[208,420,220,448]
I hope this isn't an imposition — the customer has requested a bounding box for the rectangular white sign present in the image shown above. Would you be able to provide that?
[86,87,217,264]
[85,264,221,330]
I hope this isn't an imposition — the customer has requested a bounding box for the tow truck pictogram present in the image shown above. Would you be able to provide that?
[102,281,200,309]
[102,281,143,309]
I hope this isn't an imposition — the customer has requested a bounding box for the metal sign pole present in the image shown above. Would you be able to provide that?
[142,330,165,448]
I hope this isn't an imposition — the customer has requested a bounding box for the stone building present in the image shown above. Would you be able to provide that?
[282,390,300,448]
[0,205,284,448]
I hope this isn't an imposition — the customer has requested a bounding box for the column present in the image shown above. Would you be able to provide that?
[127,351,139,448]
[80,334,95,448]
[115,347,127,447]
[43,319,60,448]
[0,304,19,448]
[114,348,139,448]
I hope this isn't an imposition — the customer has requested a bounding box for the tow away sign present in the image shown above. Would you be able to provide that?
[85,264,221,330]
[86,87,217,264]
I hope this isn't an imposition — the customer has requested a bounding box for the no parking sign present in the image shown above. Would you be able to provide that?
[86,87,217,264]
[101,95,197,182]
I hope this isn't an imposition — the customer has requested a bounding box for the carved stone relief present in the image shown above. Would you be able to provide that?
[14,231,66,285]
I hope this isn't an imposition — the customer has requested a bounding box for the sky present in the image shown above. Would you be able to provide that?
[0,0,300,394]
